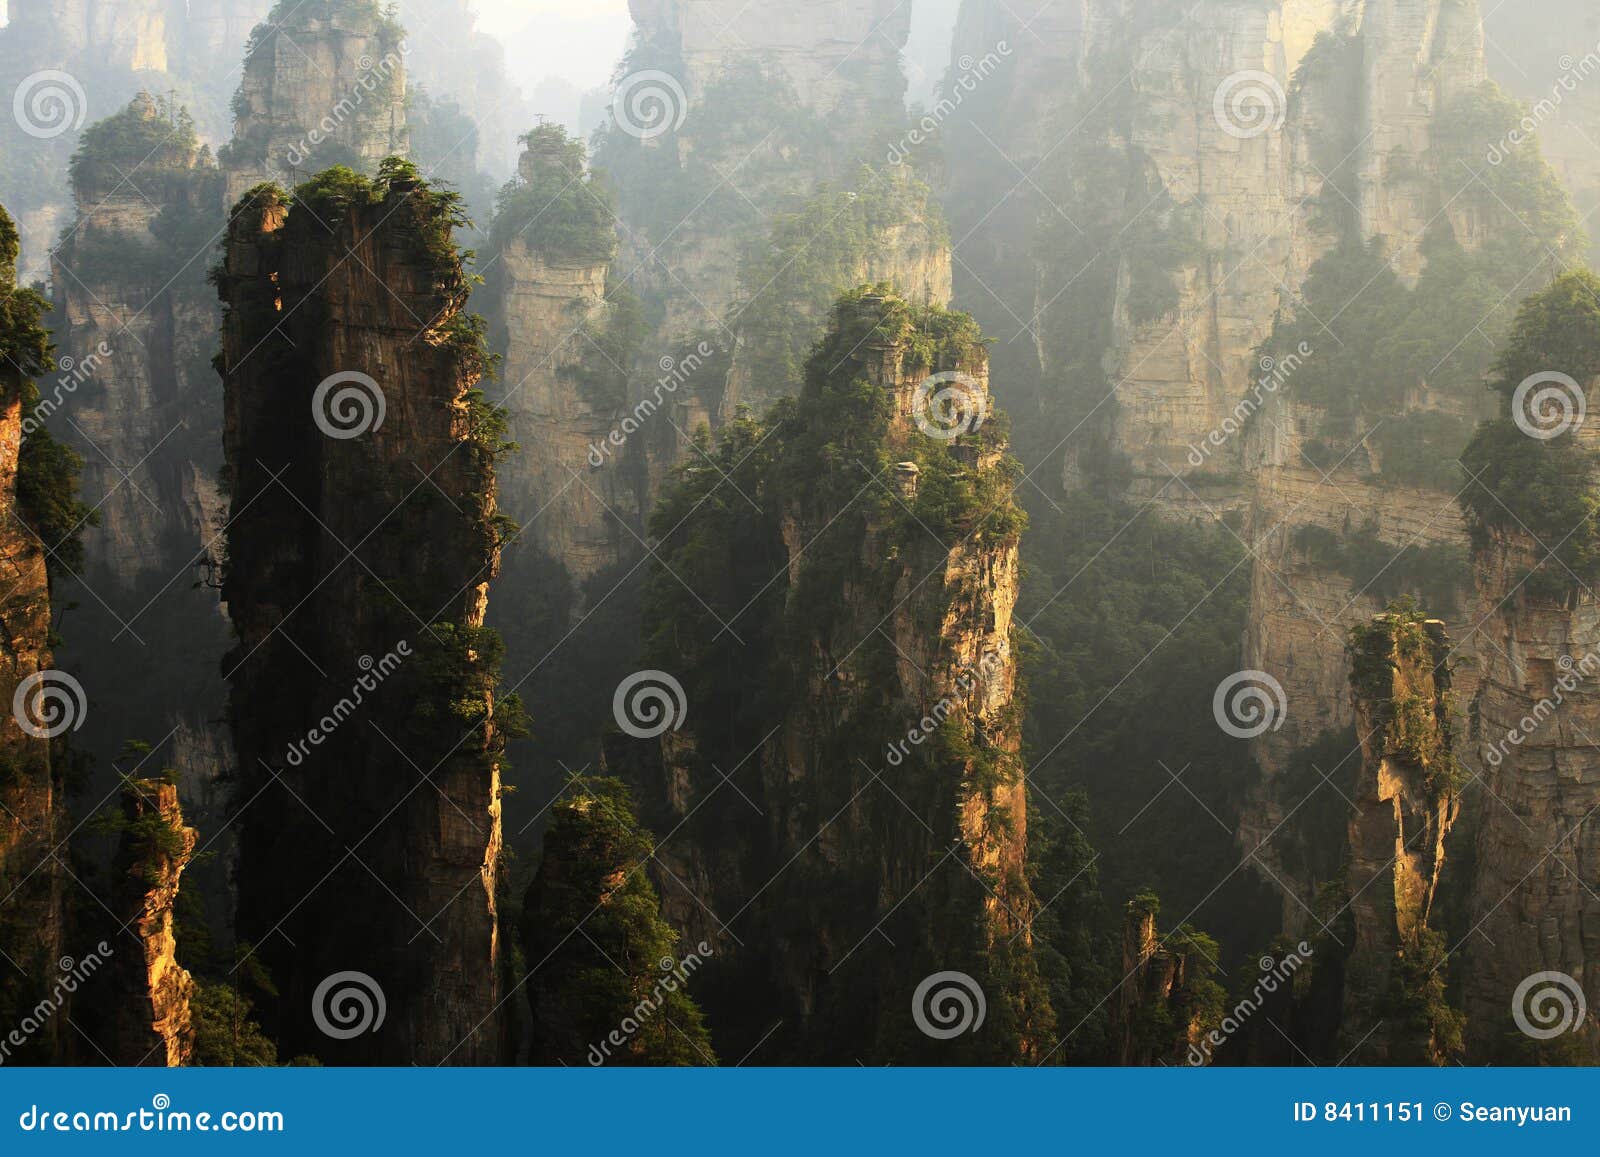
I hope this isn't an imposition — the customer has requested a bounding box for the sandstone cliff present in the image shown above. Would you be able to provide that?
[0,0,270,279]
[220,0,409,203]
[945,0,1577,927]
[110,777,196,1067]
[1339,609,1462,1063]
[49,94,234,826]
[620,289,1050,1063]
[0,201,68,1062]
[217,161,510,1064]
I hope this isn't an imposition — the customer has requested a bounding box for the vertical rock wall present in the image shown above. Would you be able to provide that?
[217,166,507,1064]
[111,779,196,1067]
[0,202,65,1062]
[1340,610,1461,1063]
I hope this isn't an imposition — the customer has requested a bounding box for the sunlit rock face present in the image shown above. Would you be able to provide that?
[1340,612,1460,1064]
[112,780,197,1067]
[617,291,1049,1064]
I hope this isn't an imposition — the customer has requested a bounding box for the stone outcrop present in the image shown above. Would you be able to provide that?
[110,778,196,1067]
[217,162,507,1064]
[0,202,67,1062]
[0,0,272,279]
[622,290,1049,1063]
[1339,610,1461,1063]
[1466,521,1600,1060]
[220,0,409,203]
[48,94,234,822]
[1110,898,1219,1066]
[486,128,628,595]
[944,0,1567,924]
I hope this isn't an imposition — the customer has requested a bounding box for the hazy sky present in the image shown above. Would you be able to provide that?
[472,0,963,104]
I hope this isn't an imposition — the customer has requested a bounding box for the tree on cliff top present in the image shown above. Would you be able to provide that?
[520,777,716,1066]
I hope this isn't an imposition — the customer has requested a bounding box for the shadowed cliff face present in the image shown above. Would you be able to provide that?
[613,289,1051,1063]
[47,94,235,843]
[0,202,67,1062]
[217,163,510,1065]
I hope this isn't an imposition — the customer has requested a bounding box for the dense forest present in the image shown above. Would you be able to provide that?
[0,0,1597,1068]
